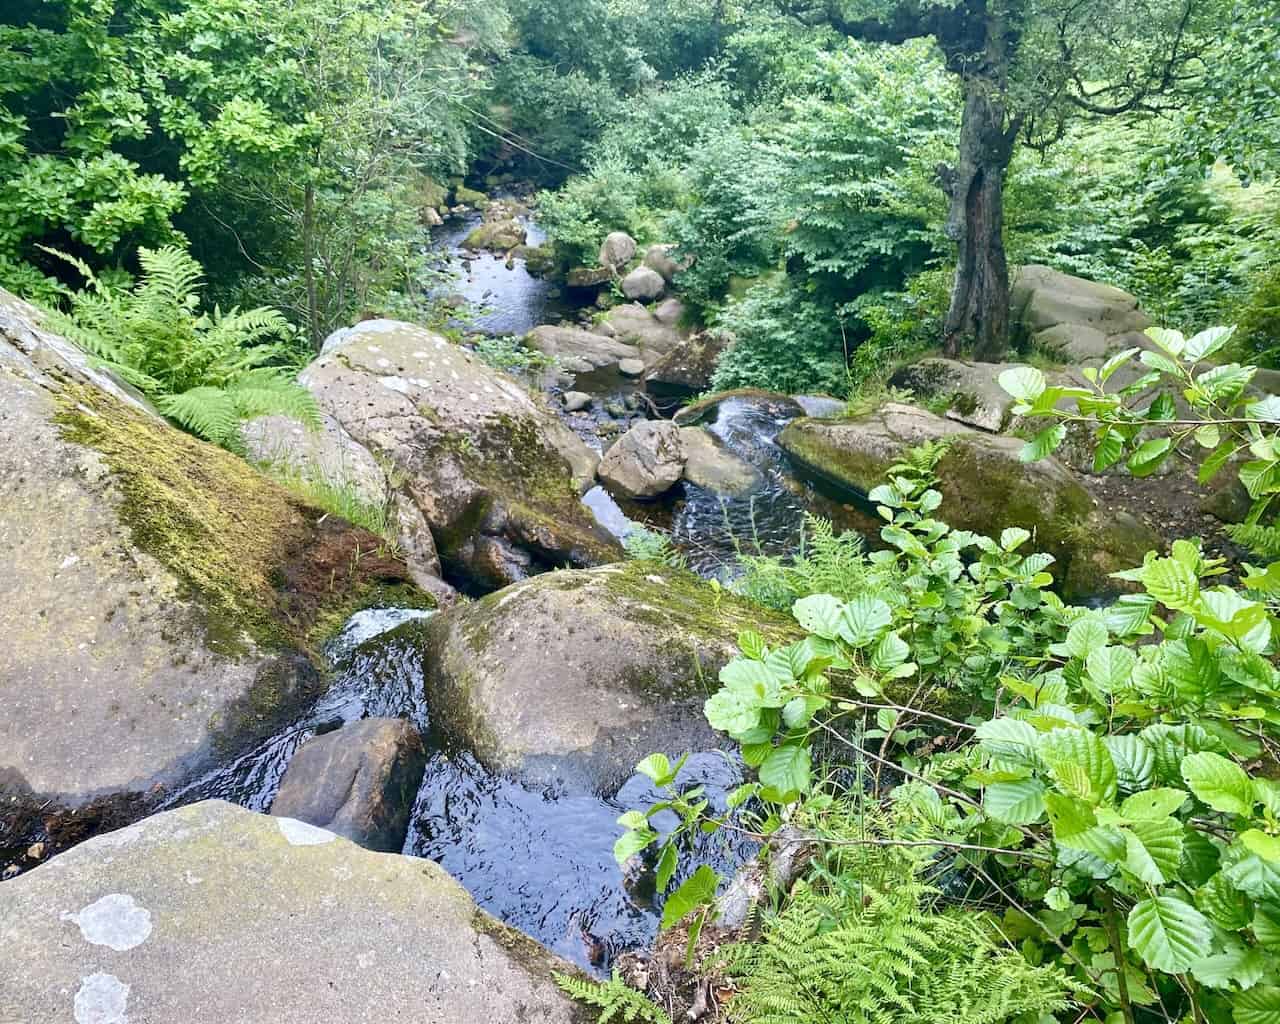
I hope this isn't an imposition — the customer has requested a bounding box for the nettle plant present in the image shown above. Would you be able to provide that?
[617,438,1280,1023]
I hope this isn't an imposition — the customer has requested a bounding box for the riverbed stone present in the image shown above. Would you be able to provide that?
[603,303,683,362]
[599,231,637,270]
[0,289,424,836]
[599,420,686,498]
[0,800,588,1023]
[524,324,640,372]
[463,218,526,251]
[563,391,593,412]
[422,562,799,791]
[621,265,666,301]
[777,402,1159,598]
[643,331,732,405]
[567,266,614,289]
[673,388,803,427]
[889,358,1029,433]
[271,717,426,852]
[679,427,763,495]
[653,297,685,325]
[643,243,681,283]
[618,357,645,377]
[300,320,619,590]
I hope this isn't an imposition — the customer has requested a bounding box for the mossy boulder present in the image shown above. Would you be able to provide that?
[0,289,426,833]
[777,403,1159,600]
[301,319,620,590]
[1,800,588,1023]
[602,303,684,362]
[422,561,800,793]
[889,358,1029,433]
[463,218,527,252]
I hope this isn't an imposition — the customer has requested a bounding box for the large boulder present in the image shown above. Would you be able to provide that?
[643,331,732,406]
[777,403,1159,598]
[889,358,1029,433]
[643,243,681,283]
[524,324,640,373]
[603,303,683,362]
[301,320,620,590]
[270,717,426,852]
[598,231,637,270]
[0,800,587,1023]
[620,266,665,301]
[0,289,426,846]
[679,427,763,496]
[422,562,798,791]
[1012,265,1152,361]
[463,218,527,251]
[599,420,686,498]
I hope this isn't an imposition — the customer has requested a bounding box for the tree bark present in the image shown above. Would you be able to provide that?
[303,181,321,352]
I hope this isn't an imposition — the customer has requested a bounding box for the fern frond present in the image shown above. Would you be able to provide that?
[554,971,672,1024]
[157,387,241,449]
[136,245,204,311]
[1227,521,1280,559]
[228,368,321,429]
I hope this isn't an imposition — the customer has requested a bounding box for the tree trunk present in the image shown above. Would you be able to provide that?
[303,181,321,352]
[941,78,1015,361]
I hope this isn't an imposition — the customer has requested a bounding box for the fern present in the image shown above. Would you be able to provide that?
[45,245,317,451]
[722,870,1071,1024]
[737,515,870,610]
[554,971,672,1024]
[1227,521,1280,559]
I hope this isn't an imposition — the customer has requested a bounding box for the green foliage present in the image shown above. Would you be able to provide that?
[554,970,672,1024]
[261,465,395,544]
[50,245,317,451]
[736,515,870,611]
[469,335,556,378]
[622,528,687,570]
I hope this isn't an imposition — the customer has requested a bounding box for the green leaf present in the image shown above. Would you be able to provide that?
[1191,946,1269,990]
[1200,441,1237,484]
[1106,595,1157,636]
[1142,557,1201,611]
[635,754,672,786]
[1000,526,1031,551]
[1196,871,1252,930]
[1100,347,1141,383]
[704,688,761,737]
[758,743,810,800]
[1106,735,1155,792]
[655,842,678,892]
[976,717,1041,764]
[1063,617,1109,659]
[1146,326,1187,357]
[1182,751,1255,816]
[1140,349,1183,375]
[1123,817,1184,884]
[1184,326,1237,362]
[660,864,717,931]
[791,594,843,640]
[1243,830,1280,863]
[870,631,911,675]
[999,365,1047,402]
[1120,788,1188,819]
[781,694,827,729]
[614,827,656,865]
[1039,728,1118,804]
[1233,985,1280,1024]
[1127,896,1214,973]
[1020,423,1067,463]
[1195,423,1222,449]
[1128,436,1173,477]
[1086,645,1137,695]
[983,779,1046,825]
[837,596,892,647]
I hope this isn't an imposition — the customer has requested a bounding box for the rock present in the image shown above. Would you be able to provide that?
[563,391,592,412]
[271,718,426,852]
[591,320,618,338]
[643,243,681,283]
[516,244,555,277]
[244,412,442,586]
[1201,475,1252,524]
[603,399,628,418]
[679,427,763,495]
[524,324,640,372]
[0,800,585,1023]
[422,563,798,790]
[300,320,619,590]
[604,303,683,362]
[618,357,645,377]
[777,403,1159,599]
[599,420,686,498]
[1032,322,1112,362]
[643,331,732,405]
[567,266,613,289]
[620,266,665,301]
[463,219,526,252]
[1012,265,1151,359]
[793,394,847,418]
[0,289,426,834]
[674,388,803,427]
[889,358,1030,433]
[653,297,685,325]
[599,231,637,270]
[452,182,487,207]
[422,206,444,227]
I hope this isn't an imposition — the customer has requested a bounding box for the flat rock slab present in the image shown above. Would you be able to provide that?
[0,800,587,1024]
[679,427,762,495]
[524,325,640,373]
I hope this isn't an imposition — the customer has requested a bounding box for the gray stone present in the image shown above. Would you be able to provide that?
[643,243,681,283]
[0,801,586,1023]
[673,388,803,427]
[567,266,613,289]
[1201,475,1252,524]
[599,231,637,270]
[620,266,665,301]
[563,391,592,412]
[422,563,797,790]
[778,403,1159,599]
[653,297,685,325]
[604,304,683,362]
[889,358,1030,433]
[1032,322,1112,362]
[618,357,645,377]
[643,332,732,405]
[271,718,426,852]
[1012,264,1150,336]
[524,324,639,371]
[463,218,526,251]
[599,420,685,498]
[679,427,763,495]
[301,320,618,590]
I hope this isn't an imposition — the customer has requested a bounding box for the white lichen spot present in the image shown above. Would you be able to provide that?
[74,973,129,1024]
[366,345,383,353]
[379,376,411,395]
[449,370,460,381]
[62,894,152,951]
[468,392,479,402]
[60,554,80,570]
[277,817,336,846]
[375,357,391,368]
[411,351,428,359]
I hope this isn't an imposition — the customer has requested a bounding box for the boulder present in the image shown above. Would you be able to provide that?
[452,182,487,207]
[653,297,685,325]
[643,243,681,283]
[598,231,637,270]
[618,357,645,377]
[567,266,613,289]
[1012,265,1152,361]
[271,717,426,852]
[603,303,683,362]
[777,403,1159,599]
[516,244,555,277]
[422,562,798,790]
[524,324,640,373]
[300,320,620,590]
[0,800,586,1023]
[599,420,686,498]
[889,358,1029,433]
[679,427,763,495]
[643,331,732,405]
[620,266,665,301]
[0,289,426,840]
[463,219,526,252]
[563,391,592,413]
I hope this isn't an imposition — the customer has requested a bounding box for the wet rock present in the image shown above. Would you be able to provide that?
[0,800,585,1023]
[603,399,629,418]
[563,391,592,412]
[599,231,637,271]
[567,266,614,289]
[0,289,424,832]
[604,303,683,362]
[793,394,847,418]
[673,388,803,427]
[643,331,732,406]
[515,244,555,277]
[1201,474,1252,524]
[778,402,1159,599]
[618,357,645,377]
[621,266,665,301]
[302,320,618,590]
[1012,265,1152,361]
[599,420,686,498]
[643,243,681,283]
[271,718,426,852]
[524,324,640,372]
[679,427,763,496]
[422,206,444,227]
[452,182,488,207]
[422,563,799,790]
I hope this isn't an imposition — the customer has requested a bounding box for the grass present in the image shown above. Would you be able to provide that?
[261,464,399,548]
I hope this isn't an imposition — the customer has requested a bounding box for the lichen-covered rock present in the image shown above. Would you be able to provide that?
[463,218,526,251]
[0,289,426,834]
[599,231,637,270]
[524,324,639,373]
[271,717,426,852]
[889,358,1030,433]
[643,331,732,406]
[301,320,620,590]
[1012,265,1151,361]
[599,420,685,498]
[422,562,798,791]
[777,403,1159,599]
[0,800,587,1024]
[566,266,613,289]
[679,427,762,496]
[620,265,665,301]
[653,297,685,325]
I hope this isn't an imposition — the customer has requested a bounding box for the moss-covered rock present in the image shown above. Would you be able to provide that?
[423,561,801,793]
[777,403,1159,600]
[463,218,527,251]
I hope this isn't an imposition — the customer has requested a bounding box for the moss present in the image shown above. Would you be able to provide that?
[453,183,488,206]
